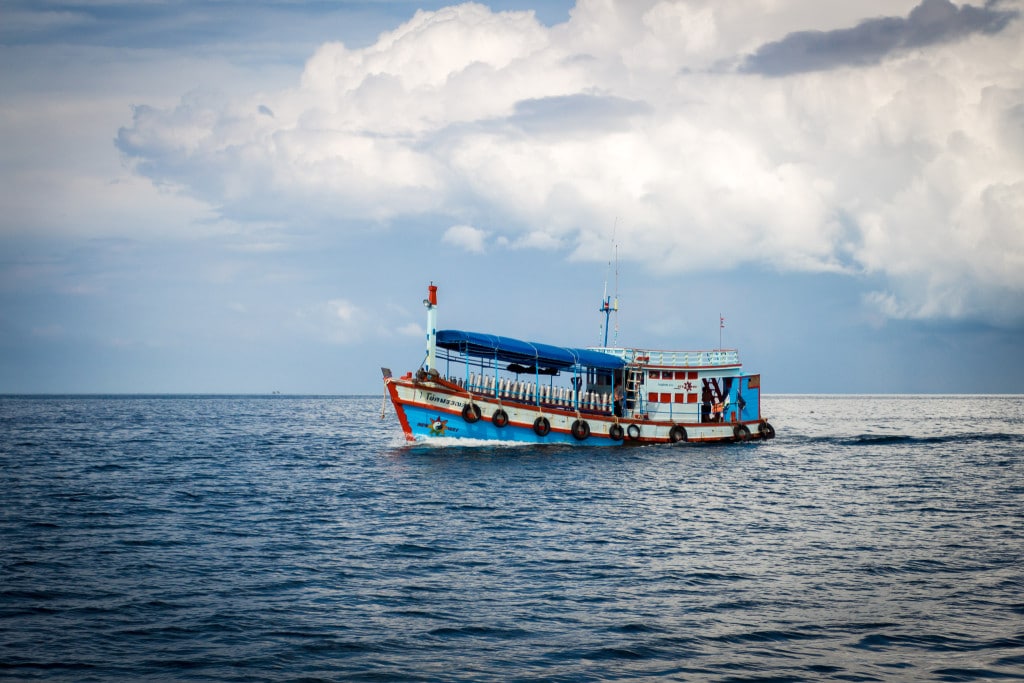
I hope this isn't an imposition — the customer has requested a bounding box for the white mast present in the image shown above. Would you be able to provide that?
[424,283,438,371]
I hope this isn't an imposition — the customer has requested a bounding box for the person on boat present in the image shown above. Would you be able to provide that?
[613,386,625,417]
[701,387,712,423]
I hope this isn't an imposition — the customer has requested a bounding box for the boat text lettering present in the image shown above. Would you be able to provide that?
[424,392,464,408]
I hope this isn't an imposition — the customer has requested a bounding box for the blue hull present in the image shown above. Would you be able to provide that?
[402,403,618,446]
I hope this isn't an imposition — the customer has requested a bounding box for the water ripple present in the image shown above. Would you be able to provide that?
[1,394,1022,681]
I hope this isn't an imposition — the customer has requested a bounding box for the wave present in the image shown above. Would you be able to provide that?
[706,628,825,644]
[852,632,1024,653]
[795,432,1023,447]
[427,625,531,639]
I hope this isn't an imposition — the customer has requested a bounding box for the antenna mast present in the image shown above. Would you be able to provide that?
[599,220,620,347]
[613,240,619,346]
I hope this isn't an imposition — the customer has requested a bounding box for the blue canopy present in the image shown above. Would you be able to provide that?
[435,330,626,372]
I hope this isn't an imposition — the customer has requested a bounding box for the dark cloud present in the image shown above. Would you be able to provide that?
[507,94,652,135]
[741,0,1018,76]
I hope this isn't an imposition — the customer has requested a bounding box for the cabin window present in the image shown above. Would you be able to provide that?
[660,393,671,403]
[688,394,698,403]
[688,371,698,380]
[673,371,685,380]
[648,392,658,402]
[649,371,660,379]
[674,393,685,403]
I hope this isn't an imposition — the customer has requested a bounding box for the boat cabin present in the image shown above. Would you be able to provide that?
[427,330,760,426]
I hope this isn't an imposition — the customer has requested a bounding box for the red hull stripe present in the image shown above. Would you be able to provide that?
[385,379,415,442]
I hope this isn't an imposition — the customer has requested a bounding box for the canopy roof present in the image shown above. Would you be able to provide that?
[436,329,626,372]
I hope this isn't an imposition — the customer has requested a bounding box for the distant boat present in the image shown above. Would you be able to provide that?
[382,283,774,445]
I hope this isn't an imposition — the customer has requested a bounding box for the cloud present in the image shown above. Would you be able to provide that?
[115,0,1024,324]
[442,224,488,252]
[506,94,652,135]
[295,298,368,344]
[294,297,430,345]
[397,322,424,337]
[741,0,1018,76]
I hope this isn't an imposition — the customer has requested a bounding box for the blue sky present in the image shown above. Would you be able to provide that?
[1,0,1022,394]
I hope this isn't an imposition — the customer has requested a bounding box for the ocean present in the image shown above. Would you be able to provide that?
[1,394,1022,682]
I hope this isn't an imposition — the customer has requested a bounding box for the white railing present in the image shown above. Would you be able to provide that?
[591,347,741,367]
[455,373,611,413]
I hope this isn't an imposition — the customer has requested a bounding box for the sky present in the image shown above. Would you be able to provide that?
[1,0,1022,395]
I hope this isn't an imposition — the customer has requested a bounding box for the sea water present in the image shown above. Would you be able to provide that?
[1,395,1022,681]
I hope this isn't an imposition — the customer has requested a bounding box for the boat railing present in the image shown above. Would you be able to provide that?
[450,372,613,414]
[592,347,741,367]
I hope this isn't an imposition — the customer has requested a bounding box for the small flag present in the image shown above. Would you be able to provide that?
[720,315,725,329]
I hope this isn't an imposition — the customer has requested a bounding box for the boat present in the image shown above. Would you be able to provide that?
[382,283,775,445]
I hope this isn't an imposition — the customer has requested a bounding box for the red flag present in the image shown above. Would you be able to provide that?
[720,315,725,329]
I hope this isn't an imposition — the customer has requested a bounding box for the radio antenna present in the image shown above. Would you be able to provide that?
[598,219,620,347]
[613,233,619,346]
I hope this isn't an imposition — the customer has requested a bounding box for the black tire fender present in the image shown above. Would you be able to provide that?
[533,416,551,437]
[462,403,481,423]
[734,423,751,442]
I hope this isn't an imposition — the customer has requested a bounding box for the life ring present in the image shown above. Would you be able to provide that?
[759,421,775,439]
[608,423,624,441]
[492,408,509,428]
[533,416,551,437]
[669,425,687,443]
[627,424,641,441]
[462,403,481,423]
[733,423,751,442]
[571,419,590,441]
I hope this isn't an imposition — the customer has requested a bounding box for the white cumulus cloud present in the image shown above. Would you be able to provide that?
[442,224,489,252]
[116,0,1024,324]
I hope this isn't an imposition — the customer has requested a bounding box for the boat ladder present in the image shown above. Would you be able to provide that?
[625,366,644,412]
